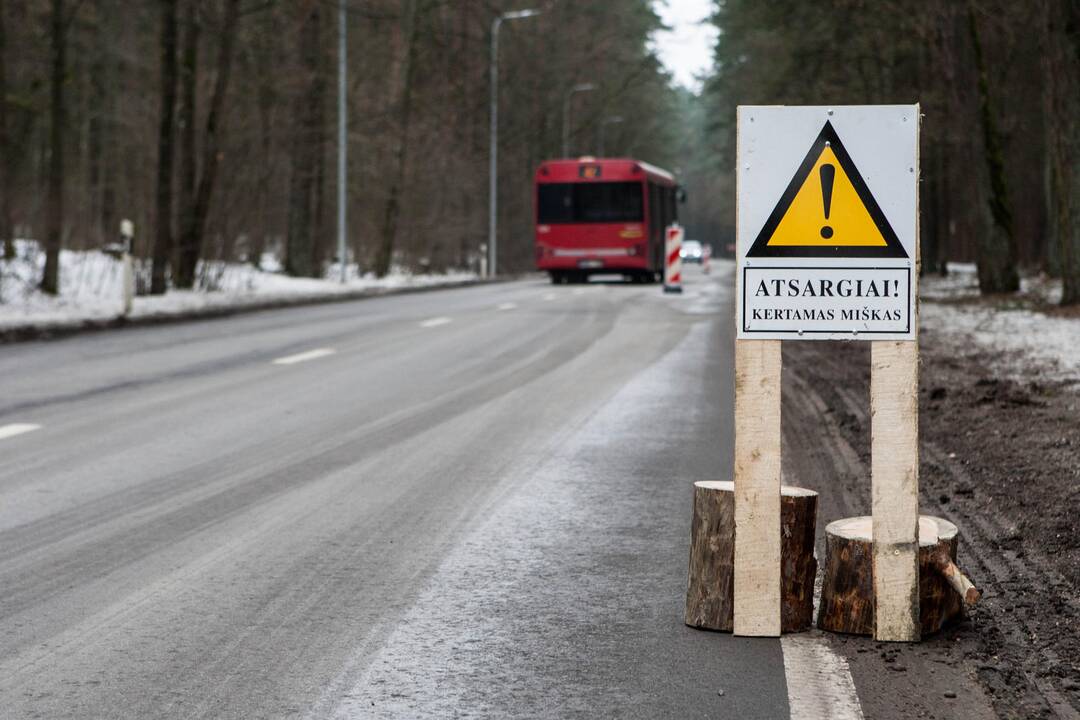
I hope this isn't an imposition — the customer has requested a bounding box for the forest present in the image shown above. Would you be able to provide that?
[0,0,681,294]
[704,0,1080,303]
[0,0,1077,304]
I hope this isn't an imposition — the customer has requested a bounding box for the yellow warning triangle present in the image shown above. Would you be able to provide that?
[747,122,906,258]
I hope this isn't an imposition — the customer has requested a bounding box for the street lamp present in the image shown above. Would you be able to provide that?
[562,82,596,158]
[489,8,542,278]
[599,115,624,157]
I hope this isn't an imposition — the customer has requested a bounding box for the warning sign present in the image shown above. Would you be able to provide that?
[737,106,918,340]
[747,122,906,258]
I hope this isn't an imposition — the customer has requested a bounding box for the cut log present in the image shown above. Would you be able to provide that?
[818,515,978,637]
[685,481,817,633]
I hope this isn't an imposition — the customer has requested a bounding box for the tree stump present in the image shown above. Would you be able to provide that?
[818,515,980,637]
[685,481,817,633]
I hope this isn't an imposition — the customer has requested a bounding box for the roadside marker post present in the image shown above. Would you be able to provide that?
[734,105,920,641]
[664,224,683,294]
[120,219,135,317]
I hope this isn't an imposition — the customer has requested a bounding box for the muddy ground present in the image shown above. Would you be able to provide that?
[780,304,1080,719]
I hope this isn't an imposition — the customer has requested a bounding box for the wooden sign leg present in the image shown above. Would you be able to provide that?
[871,339,920,641]
[733,339,782,636]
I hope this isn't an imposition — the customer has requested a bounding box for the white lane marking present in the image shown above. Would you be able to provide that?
[542,293,556,301]
[272,348,336,365]
[572,288,585,296]
[0,423,41,441]
[419,316,452,328]
[496,302,517,311]
[781,635,864,720]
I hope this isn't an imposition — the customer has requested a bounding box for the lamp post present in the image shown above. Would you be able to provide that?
[562,82,595,158]
[599,116,624,157]
[489,8,541,278]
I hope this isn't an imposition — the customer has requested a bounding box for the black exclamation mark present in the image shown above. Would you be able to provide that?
[820,163,835,239]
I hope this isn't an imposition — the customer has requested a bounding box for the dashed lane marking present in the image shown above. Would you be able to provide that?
[496,303,517,311]
[542,293,556,301]
[419,317,452,328]
[781,635,864,720]
[272,348,336,365]
[0,423,42,441]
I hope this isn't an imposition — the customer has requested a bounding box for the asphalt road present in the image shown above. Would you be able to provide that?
[0,265,791,719]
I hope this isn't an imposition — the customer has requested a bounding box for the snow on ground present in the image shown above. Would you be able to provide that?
[921,264,1080,385]
[0,240,477,332]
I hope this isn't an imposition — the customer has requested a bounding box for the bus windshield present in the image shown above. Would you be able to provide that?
[537,182,644,224]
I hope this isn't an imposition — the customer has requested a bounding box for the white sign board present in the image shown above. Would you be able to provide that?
[736,105,918,340]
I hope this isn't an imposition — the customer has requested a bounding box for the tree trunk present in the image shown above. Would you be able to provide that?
[1039,0,1080,305]
[174,0,197,285]
[98,3,118,255]
[310,29,327,274]
[151,0,179,295]
[40,0,65,295]
[175,0,240,289]
[818,515,978,637]
[967,4,1019,294]
[251,9,276,268]
[0,0,13,261]
[285,0,322,278]
[684,481,817,633]
[86,2,106,246]
[373,0,420,278]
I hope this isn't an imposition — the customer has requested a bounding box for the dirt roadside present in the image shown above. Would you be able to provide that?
[780,303,1080,719]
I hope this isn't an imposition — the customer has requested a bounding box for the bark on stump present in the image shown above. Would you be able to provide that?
[685,480,817,633]
[818,515,980,637]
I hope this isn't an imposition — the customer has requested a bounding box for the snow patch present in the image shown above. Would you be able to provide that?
[0,240,477,332]
[921,264,1079,384]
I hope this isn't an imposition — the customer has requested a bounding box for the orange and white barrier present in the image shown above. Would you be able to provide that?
[664,224,683,294]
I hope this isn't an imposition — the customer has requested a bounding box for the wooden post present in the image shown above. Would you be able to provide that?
[870,113,921,642]
[733,340,782,636]
[870,339,920,641]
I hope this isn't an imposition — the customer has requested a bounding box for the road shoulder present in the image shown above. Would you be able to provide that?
[781,324,1079,718]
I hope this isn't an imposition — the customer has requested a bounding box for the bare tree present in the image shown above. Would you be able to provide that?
[40,0,66,295]
[285,0,323,278]
[151,0,179,295]
[967,4,1018,294]
[0,0,12,261]
[175,0,242,288]
[177,0,198,271]
[1040,0,1080,305]
[373,0,420,278]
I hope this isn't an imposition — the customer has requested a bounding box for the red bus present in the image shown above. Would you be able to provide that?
[534,157,680,284]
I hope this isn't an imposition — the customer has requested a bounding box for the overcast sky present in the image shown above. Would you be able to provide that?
[651,0,717,93]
